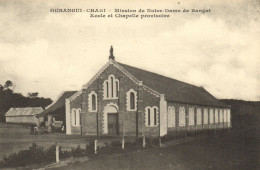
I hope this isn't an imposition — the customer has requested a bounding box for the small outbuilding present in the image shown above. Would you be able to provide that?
[5,107,44,125]
[37,91,77,131]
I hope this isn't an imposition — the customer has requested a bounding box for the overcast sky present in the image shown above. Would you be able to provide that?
[0,0,259,101]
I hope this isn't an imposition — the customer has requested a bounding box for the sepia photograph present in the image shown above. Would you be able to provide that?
[0,0,259,169]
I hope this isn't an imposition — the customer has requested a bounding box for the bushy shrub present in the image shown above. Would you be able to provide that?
[1,137,179,168]
[85,141,95,156]
[71,145,87,157]
[0,143,46,167]
[0,143,72,168]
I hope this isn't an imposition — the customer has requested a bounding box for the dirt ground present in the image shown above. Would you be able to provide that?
[42,126,259,170]
[0,123,97,160]
[52,131,259,170]
[0,123,130,160]
[1,123,259,169]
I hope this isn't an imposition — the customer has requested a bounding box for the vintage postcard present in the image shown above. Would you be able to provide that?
[0,0,259,169]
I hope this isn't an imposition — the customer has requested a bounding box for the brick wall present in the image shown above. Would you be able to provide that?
[68,61,231,137]
[142,89,160,137]
[80,63,142,136]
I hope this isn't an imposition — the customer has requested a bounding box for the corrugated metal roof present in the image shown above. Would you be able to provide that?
[118,62,229,108]
[5,107,44,117]
[37,91,77,117]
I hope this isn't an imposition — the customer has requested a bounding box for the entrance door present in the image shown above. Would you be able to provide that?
[107,113,118,135]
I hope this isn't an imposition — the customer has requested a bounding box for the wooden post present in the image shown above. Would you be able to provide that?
[94,140,97,154]
[142,136,145,148]
[56,145,59,163]
[159,137,162,147]
[122,137,125,150]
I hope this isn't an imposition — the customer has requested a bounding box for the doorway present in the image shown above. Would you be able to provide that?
[107,113,118,135]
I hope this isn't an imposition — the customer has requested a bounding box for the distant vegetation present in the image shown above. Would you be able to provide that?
[0,80,52,122]
[220,99,260,129]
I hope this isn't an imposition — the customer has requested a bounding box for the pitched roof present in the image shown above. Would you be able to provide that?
[37,91,77,117]
[117,62,228,108]
[5,107,44,117]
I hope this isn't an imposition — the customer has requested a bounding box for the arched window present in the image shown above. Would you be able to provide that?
[88,91,97,112]
[103,75,119,99]
[74,109,77,126]
[71,108,81,126]
[145,106,158,127]
[154,108,157,125]
[227,109,231,123]
[126,89,137,111]
[130,92,135,110]
[168,107,175,127]
[76,109,81,126]
[92,94,96,111]
[220,109,223,123]
[203,109,208,125]
[197,108,202,125]
[106,81,109,98]
[148,108,151,126]
[179,107,185,127]
[111,77,113,97]
[116,81,119,97]
[224,109,227,122]
[189,108,194,125]
[215,109,219,123]
[210,109,214,124]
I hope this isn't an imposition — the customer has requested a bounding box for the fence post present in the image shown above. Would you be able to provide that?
[122,137,125,150]
[143,136,146,148]
[56,145,59,163]
[159,137,162,147]
[94,140,97,154]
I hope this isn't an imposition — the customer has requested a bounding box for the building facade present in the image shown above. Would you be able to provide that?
[5,107,44,125]
[66,47,231,137]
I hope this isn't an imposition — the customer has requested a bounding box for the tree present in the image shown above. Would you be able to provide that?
[4,80,13,89]
[0,85,3,92]
[0,80,52,122]
[28,92,39,98]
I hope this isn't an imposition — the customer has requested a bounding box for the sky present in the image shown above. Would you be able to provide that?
[0,0,259,101]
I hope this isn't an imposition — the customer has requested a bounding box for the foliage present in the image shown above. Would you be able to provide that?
[0,143,78,168]
[0,143,47,167]
[28,92,39,98]
[220,99,260,129]
[0,80,52,122]
[0,138,156,168]
[0,142,99,168]
[4,80,13,89]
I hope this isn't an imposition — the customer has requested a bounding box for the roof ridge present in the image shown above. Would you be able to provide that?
[45,90,77,109]
[117,62,201,89]
[116,61,228,108]
[199,87,230,107]
[11,107,43,109]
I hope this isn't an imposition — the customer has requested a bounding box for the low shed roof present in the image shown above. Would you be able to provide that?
[37,91,77,117]
[5,107,44,117]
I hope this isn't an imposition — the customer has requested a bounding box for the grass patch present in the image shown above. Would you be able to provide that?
[0,130,232,168]
[0,142,95,168]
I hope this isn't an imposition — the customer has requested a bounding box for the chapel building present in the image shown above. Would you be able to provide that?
[65,47,231,137]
